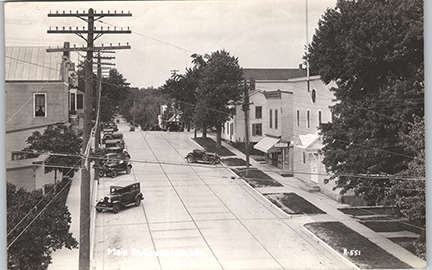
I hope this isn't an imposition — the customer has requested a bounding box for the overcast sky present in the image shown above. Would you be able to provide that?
[4,0,347,88]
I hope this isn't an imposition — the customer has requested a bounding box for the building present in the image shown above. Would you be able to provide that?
[222,68,341,201]
[5,44,81,190]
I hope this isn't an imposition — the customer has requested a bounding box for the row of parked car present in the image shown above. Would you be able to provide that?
[95,122,132,178]
[95,121,222,214]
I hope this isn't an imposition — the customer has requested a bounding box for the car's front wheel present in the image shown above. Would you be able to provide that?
[135,197,141,206]
[98,170,105,177]
[187,155,194,163]
[126,166,131,174]
[110,170,118,178]
[112,203,120,214]
[209,157,216,165]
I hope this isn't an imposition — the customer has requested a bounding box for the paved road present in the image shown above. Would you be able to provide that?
[92,121,354,270]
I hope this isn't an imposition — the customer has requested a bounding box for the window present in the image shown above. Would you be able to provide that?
[252,123,262,136]
[296,110,300,127]
[226,123,229,134]
[302,151,306,164]
[269,109,273,128]
[230,123,233,135]
[318,111,322,125]
[275,109,278,129]
[34,93,46,117]
[70,93,76,111]
[255,106,262,119]
[307,110,310,128]
[77,94,84,109]
[311,89,316,103]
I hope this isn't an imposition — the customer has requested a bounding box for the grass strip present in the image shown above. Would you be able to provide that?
[221,158,247,166]
[232,167,283,187]
[304,221,412,269]
[192,137,235,156]
[360,220,422,234]
[338,206,397,216]
[264,193,326,214]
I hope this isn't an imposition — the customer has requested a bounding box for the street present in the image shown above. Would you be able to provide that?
[92,121,354,270]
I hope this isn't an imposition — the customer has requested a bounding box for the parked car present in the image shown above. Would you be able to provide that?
[102,132,123,144]
[98,158,132,178]
[150,125,163,131]
[104,122,118,132]
[105,139,125,148]
[185,149,220,165]
[96,182,143,214]
[167,123,183,132]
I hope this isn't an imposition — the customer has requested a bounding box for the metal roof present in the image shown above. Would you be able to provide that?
[5,46,64,81]
[243,68,307,81]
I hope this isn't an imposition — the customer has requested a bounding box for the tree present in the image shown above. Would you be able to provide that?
[7,181,78,269]
[307,0,424,207]
[21,124,82,181]
[194,50,245,144]
[160,62,200,132]
[119,87,163,129]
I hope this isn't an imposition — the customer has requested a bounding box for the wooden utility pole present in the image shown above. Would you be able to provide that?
[94,52,115,182]
[47,8,131,270]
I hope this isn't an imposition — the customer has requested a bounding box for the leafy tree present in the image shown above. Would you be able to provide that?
[119,87,163,129]
[21,124,82,180]
[7,181,78,269]
[308,0,424,212]
[77,65,131,122]
[195,50,244,145]
[160,69,198,131]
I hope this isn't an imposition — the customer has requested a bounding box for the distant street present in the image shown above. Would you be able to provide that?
[92,120,354,270]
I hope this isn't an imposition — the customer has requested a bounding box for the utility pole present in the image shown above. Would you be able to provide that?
[47,8,131,270]
[94,52,115,182]
[242,83,251,175]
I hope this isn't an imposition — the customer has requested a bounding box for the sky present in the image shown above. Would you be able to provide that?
[4,0,338,89]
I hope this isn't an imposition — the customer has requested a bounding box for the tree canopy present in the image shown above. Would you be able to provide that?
[308,0,424,223]
[7,181,78,269]
[22,124,82,178]
[119,87,163,129]
[161,50,244,144]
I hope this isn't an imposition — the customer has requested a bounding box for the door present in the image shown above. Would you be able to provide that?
[310,153,319,183]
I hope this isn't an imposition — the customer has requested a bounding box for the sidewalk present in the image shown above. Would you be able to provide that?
[48,171,81,270]
[48,167,97,270]
[217,138,426,269]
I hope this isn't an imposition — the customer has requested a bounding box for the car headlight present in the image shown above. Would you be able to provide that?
[108,198,111,203]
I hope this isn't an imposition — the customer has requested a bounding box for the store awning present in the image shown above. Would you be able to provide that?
[254,137,280,153]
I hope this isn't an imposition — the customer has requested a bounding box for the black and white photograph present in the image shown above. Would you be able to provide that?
[4,1,426,269]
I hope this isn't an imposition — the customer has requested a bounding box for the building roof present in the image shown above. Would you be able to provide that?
[5,46,64,81]
[243,68,307,81]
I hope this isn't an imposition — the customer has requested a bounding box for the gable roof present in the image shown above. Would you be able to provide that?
[243,68,307,81]
[5,46,64,81]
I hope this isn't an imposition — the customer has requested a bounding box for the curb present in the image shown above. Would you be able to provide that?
[90,175,99,269]
[302,224,359,269]
[224,166,293,219]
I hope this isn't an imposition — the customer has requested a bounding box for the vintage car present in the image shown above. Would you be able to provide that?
[99,158,132,178]
[96,182,143,214]
[105,139,125,148]
[103,122,118,132]
[185,149,220,165]
[102,132,123,144]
